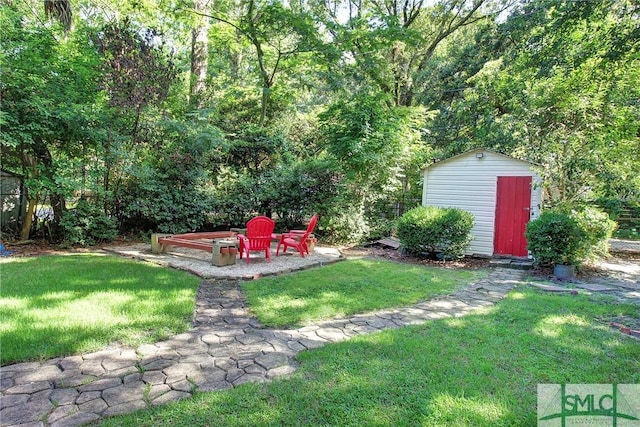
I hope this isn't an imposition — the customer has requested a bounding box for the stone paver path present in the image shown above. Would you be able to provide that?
[1,268,524,427]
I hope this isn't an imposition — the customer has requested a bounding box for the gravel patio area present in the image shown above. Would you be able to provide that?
[103,242,344,280]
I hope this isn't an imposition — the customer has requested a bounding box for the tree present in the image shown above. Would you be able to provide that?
[498,0,640,203]
[1,5,101,239]
[190,0,211,108]
[422,0,639,204]
[44,0,72,32]
[96,18,177,144]
[194,0,320,126]
[318,91,427,239]
[315,0,511,107]
[95,18,178,199]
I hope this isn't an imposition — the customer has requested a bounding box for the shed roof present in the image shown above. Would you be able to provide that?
[421,148,537,173]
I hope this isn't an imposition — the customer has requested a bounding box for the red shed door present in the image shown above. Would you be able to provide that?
[494,176,532,257]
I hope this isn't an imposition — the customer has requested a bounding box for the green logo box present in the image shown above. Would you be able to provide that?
[538,384,640,426]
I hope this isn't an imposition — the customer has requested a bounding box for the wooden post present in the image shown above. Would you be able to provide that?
[151,233,172,254]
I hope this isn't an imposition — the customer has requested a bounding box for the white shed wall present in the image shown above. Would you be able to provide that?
[421,150,542,257]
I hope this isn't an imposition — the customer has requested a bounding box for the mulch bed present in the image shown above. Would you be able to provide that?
[341,245,491,270]
[2,238,140,258]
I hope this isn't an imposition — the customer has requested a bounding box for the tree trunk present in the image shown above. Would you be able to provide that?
[260,86,270,127]
[44,0,72,32]
[230,30,243,80]
[190,0,210,108]
[20,196,37,241]
[252,39,274,127]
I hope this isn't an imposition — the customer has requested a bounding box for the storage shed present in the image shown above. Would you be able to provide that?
[421,148,542,257]
[1,169,27,230]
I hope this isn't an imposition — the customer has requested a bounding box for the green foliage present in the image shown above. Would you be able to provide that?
[397,206,474,259]
[60,200,118,246]
[614,228,640,241]
[526,206,616,266]
[96,18,177,113]
[596,198,640,241]
[263,158,341,231]
[424,0,640,205]
[1,5,103,236]
[200,0,322,127]
[208,156,342,231]
[116,118,223,233]
[220,126,292,176]
[571,206,617,260]
[525,211,586,266]
[208,173,264,227]
[319,95,422,186]
[365,217,397,241]
[119,183,211,234]
[501,0,639,203]
[317,95,428,242]
[319,202,370,244]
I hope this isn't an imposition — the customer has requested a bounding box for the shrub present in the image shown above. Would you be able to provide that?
[397,206,474,259]
[525,211,585,266]
[118,182,210,234]
[320,203,370,245]
[262,158,342,232]
[365,217,397,241]
[595,198,639,241]
[208,173,263,228]
[572,206,617,260]
[60,200,118,246]
[115,119,219,233]
[525,206,615,266]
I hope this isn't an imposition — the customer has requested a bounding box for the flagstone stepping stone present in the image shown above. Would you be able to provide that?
[528,283,577,293]
[574,283,617,292]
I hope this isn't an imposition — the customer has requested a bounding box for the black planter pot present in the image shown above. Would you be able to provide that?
[553,264,575,280]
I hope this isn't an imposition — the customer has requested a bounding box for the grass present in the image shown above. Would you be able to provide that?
[0,253,200,365]
[241,258,485,327]
[98,287,639,426]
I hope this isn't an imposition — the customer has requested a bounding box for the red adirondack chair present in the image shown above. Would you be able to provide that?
[276,214,318,257]
[238,216,276,264]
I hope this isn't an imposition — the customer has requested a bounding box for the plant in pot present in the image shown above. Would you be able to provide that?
[525,210,587,279]
[526,206,617,279]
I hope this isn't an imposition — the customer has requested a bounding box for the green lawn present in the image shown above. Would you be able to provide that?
[99,288,639,426]
[3,253,638,426]
[241,258,485,327]
[0,254,200,365]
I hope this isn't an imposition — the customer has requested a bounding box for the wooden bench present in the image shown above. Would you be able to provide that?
[151,231,238,254]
